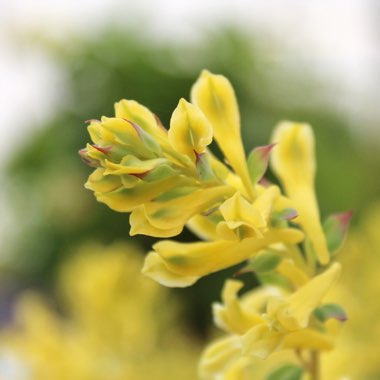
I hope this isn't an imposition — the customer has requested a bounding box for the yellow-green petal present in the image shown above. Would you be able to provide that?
[271,262,341,331]
[153,228,304,279]
[213,279,265,335]
[198,335,241,379]
[142,251,199,287]
[114,99,167,139]
[191,70,253,199]
[129,206,183,238]
[85,168,122,193]
[282,328,334,351]
[141,185,234,231]
[168,98,212,158]
[241,324,283,359]
[93,176,181,212]
[270,121,329,264]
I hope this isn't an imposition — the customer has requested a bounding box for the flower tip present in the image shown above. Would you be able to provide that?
[85,119,100,124]
[338,210,353,227]
[92,145,112,154]
[200,69,212,77]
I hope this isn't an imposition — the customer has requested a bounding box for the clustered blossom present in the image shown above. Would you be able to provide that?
[80,70,351,379]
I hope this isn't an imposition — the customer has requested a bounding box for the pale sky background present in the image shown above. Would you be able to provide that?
[0,0,379,243]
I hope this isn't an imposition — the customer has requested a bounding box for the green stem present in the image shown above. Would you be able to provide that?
[309,351,320,380]
[295,350,320,380]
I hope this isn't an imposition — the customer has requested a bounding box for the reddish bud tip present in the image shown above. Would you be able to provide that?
[129,171,150,179]
[123,119,142,138]
[92,145,112,154]
[337,210,353,228]
[78,148,100,168]
[258,177,273,187]
[256,143,277,159]
[153,114,168,133]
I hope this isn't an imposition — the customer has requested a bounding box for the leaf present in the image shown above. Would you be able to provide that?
[271,208,298,226]
[247,143,276,184]
[313,303,348,322]
[323,211,353,254]
[241,251,282,273]
[267,364,304,380]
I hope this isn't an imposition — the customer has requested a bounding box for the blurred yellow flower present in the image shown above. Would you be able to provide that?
[0,243,199,380]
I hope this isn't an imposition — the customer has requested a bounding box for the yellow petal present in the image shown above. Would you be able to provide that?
[191,70,253,199]
[252,185,281,224]
[94,176,181,212]
[141,185,234,231]
[275,259,310,289]
[168,98,212,157]
[114,99,167,140]
[103,156,167,175]
[85,168,122,193]
[153,228,304,278]
[198,335,241,379]
[186,214,220,241]
[213,280,265,335]
[220,192,266,230]
[241,324,283,359]
[142,251,199,287]
[270,121,329,264]
[129,206,183,238]
[273,262,341,331]
[282,328,334,351]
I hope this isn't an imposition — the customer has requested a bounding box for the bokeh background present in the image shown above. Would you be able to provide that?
[0,1,379,379]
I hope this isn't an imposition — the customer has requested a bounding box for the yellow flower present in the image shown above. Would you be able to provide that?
[199,263,341,379]
[0,243,199,380]
[81,71,306,286]
[270,122,329,265]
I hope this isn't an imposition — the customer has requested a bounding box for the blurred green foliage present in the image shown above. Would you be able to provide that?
[4,26,380,336]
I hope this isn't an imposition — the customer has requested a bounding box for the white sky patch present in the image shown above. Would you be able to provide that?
[0,0,378,169]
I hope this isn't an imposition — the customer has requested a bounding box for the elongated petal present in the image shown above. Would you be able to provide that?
[252,185,281,224]
[114,99,167,139]
[198,335,241,379]
[241,324,283,359]
[142,251,199,287]
[271,263,341,331]
[191,70,253,199]
[130,206,183,237]
[94,177,182,212]
[281,329,334,351]
[169,98,212,157]
[85,168,122,193]
[213,280,265,335]
[220,192,266,229]
[152,228,304,279]
[275,259,310,289]
[139,186,234,232]
[103,156,167,175]
[186,214,220,241]
[270,121,329,264]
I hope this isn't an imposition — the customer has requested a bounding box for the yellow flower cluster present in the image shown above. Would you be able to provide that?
[80,71,350,379]
[0,244,199,380]
[320,204,380,379]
